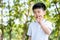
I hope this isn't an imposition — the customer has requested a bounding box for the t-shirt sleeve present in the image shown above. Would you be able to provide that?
[27,24,32,36]
[45,21,53,33]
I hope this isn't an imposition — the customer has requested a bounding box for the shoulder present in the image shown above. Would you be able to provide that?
[29,21,36,26]
[45,20,52,25]
[44,20,53,27]
[45,20,53,29]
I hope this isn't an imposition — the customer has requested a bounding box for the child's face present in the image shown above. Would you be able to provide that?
[33,8,46,20]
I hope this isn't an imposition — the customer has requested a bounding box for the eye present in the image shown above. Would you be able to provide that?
[39,15,42,17]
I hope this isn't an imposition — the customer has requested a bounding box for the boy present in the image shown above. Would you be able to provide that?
[27,2,53,40]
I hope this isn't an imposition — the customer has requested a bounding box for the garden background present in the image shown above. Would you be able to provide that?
[0,0,60,40]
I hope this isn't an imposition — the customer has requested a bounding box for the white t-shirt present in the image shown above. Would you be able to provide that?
[27,19,53,40]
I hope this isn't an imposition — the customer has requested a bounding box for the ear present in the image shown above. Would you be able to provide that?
[44,10,46,15]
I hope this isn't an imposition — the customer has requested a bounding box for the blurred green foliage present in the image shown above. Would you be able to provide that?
[0,0,60,40]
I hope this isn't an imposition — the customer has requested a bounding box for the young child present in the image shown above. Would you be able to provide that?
[27,2,53,40]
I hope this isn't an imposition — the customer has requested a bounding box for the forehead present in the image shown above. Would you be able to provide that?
[33,8,44,12]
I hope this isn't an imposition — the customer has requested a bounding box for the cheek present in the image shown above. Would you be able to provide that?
[41,13,44,16]
[40,11,45,16]
[34,14,38,19]
[34,14,36,17]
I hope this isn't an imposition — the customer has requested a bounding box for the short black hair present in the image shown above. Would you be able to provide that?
[32,2,46,11]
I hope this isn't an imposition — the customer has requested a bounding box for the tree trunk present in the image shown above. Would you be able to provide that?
[0,28,3,40]
[9,28,12,40]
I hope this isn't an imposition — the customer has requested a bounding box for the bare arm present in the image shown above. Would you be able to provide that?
[28,36,31,40]
[37,16,51,35]
[39,22,51,35]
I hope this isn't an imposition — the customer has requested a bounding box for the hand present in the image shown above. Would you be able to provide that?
[36,15,43,23]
